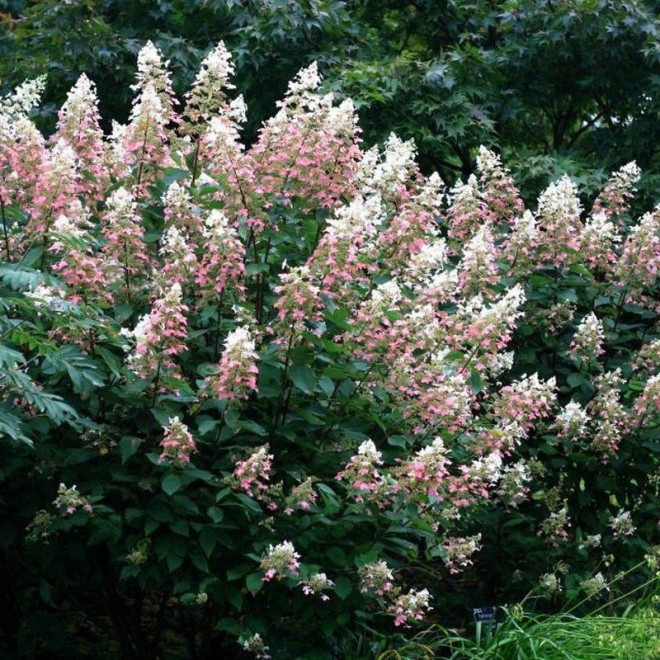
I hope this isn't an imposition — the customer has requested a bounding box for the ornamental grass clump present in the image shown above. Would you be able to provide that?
[0,41,659,658]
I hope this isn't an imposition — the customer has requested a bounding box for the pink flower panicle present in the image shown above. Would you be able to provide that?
[195,210,246,302]
[123,283,188,381]
[53,73,108,198]
[358,560,395,597]
[260,540,301,581]
[101,187,151,299]
[491,373,557,433]
[53,483,93,516]
[388,588,433,628]
[233,445,273,498]
[203,326,259,401]
[159,416,197,466]
[535,175,583,268]
[336,440,385,503]
[476,146,524,227]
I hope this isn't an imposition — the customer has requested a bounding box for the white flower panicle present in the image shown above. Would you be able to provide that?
[223,326,257,360]
[555,400,590,439]
[538,175,583,223]
[357,439,383,465]
[0,76,47,121]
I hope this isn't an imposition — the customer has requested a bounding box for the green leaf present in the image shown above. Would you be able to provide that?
[246,572,264,595]
[120,436,143,464]
[334,576,353,600]
[289,364,316,394]
[191,552,209,573]
[162,474,183,496]
[199,528,217,557]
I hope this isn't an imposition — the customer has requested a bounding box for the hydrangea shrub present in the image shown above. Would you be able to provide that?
[0,42,659,658]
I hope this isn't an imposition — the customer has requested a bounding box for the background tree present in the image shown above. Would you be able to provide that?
[2,1,659,200]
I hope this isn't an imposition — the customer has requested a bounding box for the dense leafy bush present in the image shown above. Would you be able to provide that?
[0,42,659,658]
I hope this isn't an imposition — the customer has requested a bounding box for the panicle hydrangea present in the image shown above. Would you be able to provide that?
[54,74,108,197]
[579,212,621,272]
[592,161,641,222]
[233,445,273,498]
[588,370,628,459]
[309,194,381,299]
[476,421,527,455]
[250,63,360,214]
[388,588,433,627]
[240,633,271,660]
[378,188,442,274]
[24,284,66,310]
[278,61,322,111]
[49,210,110,304]
[495,460,532,507]
[476,145,524,225]
[545,300,576,334]
[0,76,47,121]
[195,210,245,302]
[442,534,482,574]
[468,451,503,486]
[159,225,198,287]
[273,265,322,336]
[124,83,171,192]
[609,509,636,539]
[131,41,178,121]
[491,373,557,432]
[457,223,499,298]
[536,175,583,267]
[26,138,79,236]
[1,116,47,218]
[441,285,525,376]
[395,437,451,499]
[569,312,605,362]
[538,505,570,545]
[554,400,590,440]
[410,373,473,436]
[159,416,197,465]
[632,374,660,424]
[284,477,317,514]
[106,120,131,180]
[260,540,301,581]
[446,174,488,243]
[403,237,448,289]
[336,439,384,502]
[300,572,334,600]
[635,338,660,375]
[615,209,660,308]
[124,283,188,381]
[358,560,395,596]
[204,326,259,401]
[101,187,151,298]
[53,483,93,515]
[357,134,419,202]
[504,210,540,277]
[184,41,236,125]
[162,181,202,235]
